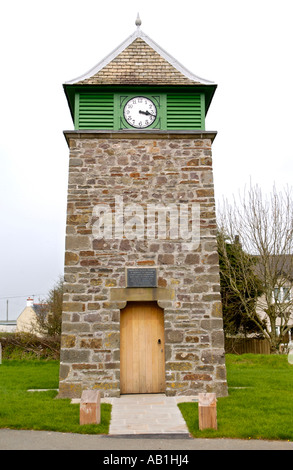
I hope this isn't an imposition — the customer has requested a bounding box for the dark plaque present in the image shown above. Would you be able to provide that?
[127,268,157,288]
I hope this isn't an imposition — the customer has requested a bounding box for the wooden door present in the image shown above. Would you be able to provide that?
[120,301,165,394]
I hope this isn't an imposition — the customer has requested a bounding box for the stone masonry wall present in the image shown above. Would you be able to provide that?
[58,131,228,398]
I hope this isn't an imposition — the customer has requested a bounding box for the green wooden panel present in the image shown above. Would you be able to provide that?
[75,92,205,130]
[166,94,204,130]
[77,93,114,129]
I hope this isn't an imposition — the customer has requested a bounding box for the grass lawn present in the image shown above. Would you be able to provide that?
[1,354,293,439]
[0,360,111,434]
[179,354,293,441]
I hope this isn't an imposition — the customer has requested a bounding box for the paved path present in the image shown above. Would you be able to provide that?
[105,394,191,436]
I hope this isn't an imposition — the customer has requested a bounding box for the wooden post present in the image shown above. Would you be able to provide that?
[80,390,101,425]
[198,393,217,430]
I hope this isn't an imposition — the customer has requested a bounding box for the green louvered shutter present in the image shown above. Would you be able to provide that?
[77,94,114,129]
[166,94,204,130]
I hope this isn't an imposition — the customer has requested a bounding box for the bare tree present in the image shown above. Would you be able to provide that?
[217,184,293,353]
[217,231,264,338]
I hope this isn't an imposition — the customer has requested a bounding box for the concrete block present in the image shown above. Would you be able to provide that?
[80,390,101,425]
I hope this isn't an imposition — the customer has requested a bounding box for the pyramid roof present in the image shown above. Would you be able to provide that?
[65,27,215,87]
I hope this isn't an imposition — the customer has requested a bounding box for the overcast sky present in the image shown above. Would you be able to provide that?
[0,0,292,320]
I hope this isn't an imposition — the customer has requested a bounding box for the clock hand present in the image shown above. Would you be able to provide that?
[139,110,156,118]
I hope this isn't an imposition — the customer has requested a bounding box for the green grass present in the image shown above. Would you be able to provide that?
[178,354,293,441]
[1,355,293,439]
[0,360,111,434]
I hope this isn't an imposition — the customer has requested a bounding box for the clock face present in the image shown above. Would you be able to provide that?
[123,96,157,128]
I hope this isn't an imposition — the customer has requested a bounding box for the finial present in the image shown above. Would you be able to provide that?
[135,13,142,28]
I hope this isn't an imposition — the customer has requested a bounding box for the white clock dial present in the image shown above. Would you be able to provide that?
[123,96,157,128]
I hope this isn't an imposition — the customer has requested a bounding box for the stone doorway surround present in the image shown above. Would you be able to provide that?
[110,286,174,308]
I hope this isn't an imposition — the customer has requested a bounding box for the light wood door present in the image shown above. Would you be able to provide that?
[120,301,165,394]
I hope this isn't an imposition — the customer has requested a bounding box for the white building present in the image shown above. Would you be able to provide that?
[16,298,44,336]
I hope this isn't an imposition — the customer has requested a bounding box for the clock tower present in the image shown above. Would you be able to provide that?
[59,17,228,399]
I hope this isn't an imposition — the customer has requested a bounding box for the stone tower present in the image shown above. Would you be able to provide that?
[58,20,228,399]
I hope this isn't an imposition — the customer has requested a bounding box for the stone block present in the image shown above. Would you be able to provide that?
[60,349,90,363]
[69,158,83,167]
[80,390,101,425]
[65,235,91,251]
[58,382,82,399]
[65,252,80,266]
[165,329,184,343]
[67,214,89,225]
[80,338,102,349]
[61,334,76,348]
[63,302,85,312]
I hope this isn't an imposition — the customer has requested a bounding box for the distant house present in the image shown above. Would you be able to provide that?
[16,298,45,336]
[256,282,293,343]
[255,255,293,344]
[223,251,293,354]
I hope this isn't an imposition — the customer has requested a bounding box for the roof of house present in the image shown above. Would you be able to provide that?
[17,303,47,318]
[254,255,293,282]
[31,304,45,315]
[64,24,215,87]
